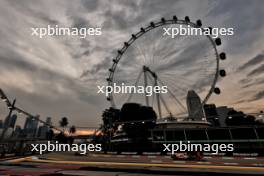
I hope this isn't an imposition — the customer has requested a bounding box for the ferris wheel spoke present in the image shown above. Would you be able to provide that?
[151,89,155,107]
[145,73,163,117]
[160,73,194,88]
[151,43,175,67]
[158,75,189,94]
[157,77,187,113]
[154,48,177,68]
[150,34,165,68]
[157,76,186,101]
[150,28,173,68]
[159,93,172,116]
[132,43,148,65]
[146,72,185,115]
[154,35,192,67]
[126,70,143,102]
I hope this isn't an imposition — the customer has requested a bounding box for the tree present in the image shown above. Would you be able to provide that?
[225,110,258,126]
[69,125,76,136]
[59,117,68,133]
[46,129,54,140]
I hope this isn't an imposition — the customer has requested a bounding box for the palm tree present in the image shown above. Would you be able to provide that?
[59,117,68,133]
[69,125,76,136]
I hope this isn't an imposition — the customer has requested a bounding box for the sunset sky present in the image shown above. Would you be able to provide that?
[0,0,263,128]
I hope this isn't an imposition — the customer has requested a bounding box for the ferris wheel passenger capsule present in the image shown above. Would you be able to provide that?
[106,78,111,82]
[215,38,222,45]
[219,70,226,77]
[219,52,226,60]
[118,50,122,54]
[214,87,221,94]
[131,34,136,39]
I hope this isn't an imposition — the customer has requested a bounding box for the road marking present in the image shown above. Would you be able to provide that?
[3,156,31,163]
[204,156,212,159]
[25,158,264,172]
[107,152,117,154]
[222,157,234,160]
[244,157,256,160]
[173,161,186,164]
[31,156,39,160]
[147,156,156,158]
[0,156,20,162]
[252,164,264,167]
[131,155,140,158]
[224,163,239,165]
[196,162,212,164]
[123,152,136,155]
[117,155,125,158]
[151,160,162,163]
[143,152,160,155]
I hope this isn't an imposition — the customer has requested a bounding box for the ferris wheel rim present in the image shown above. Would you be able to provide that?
[106,16,223,111]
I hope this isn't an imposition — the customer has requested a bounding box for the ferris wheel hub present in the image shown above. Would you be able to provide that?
[143,66,157,78]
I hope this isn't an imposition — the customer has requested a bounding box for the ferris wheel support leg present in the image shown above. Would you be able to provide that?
[156,92,162,119]
[143,70,149,106]
[154,77,162,119]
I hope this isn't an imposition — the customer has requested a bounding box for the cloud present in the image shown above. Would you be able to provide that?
[238,53,264,71]
[250,91,264,101]
[80,56,111,80]
[0,0,263,126]
[247,64,264,77]
[81,0,99,12]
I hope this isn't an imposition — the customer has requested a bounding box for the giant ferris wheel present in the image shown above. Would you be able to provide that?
[106,16,226,119]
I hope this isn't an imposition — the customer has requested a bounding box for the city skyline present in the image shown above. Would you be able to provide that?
[0,0,263,127]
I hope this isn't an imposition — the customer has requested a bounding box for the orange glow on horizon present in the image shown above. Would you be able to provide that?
[75,129,96,136]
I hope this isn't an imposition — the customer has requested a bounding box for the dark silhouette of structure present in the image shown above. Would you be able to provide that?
[204,104,220,126]
[186,90,205,121]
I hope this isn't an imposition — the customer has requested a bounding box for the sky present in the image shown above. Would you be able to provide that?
[0,0,263,128]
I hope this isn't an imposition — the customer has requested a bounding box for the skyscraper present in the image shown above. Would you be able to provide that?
[3,114,17,128]
[24,116,32,129]
[204,104,220,126]
[31,116,39,131]
[186,90,205,121]
[216,106,234,127]
[1,113,17,140]
[9,114,17,128]
[24,116,39,137]
[13,125,22,138]
[0,120,3,128]
[46,117,52,126]
[37,126,49,139]
[37,117,52,139]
